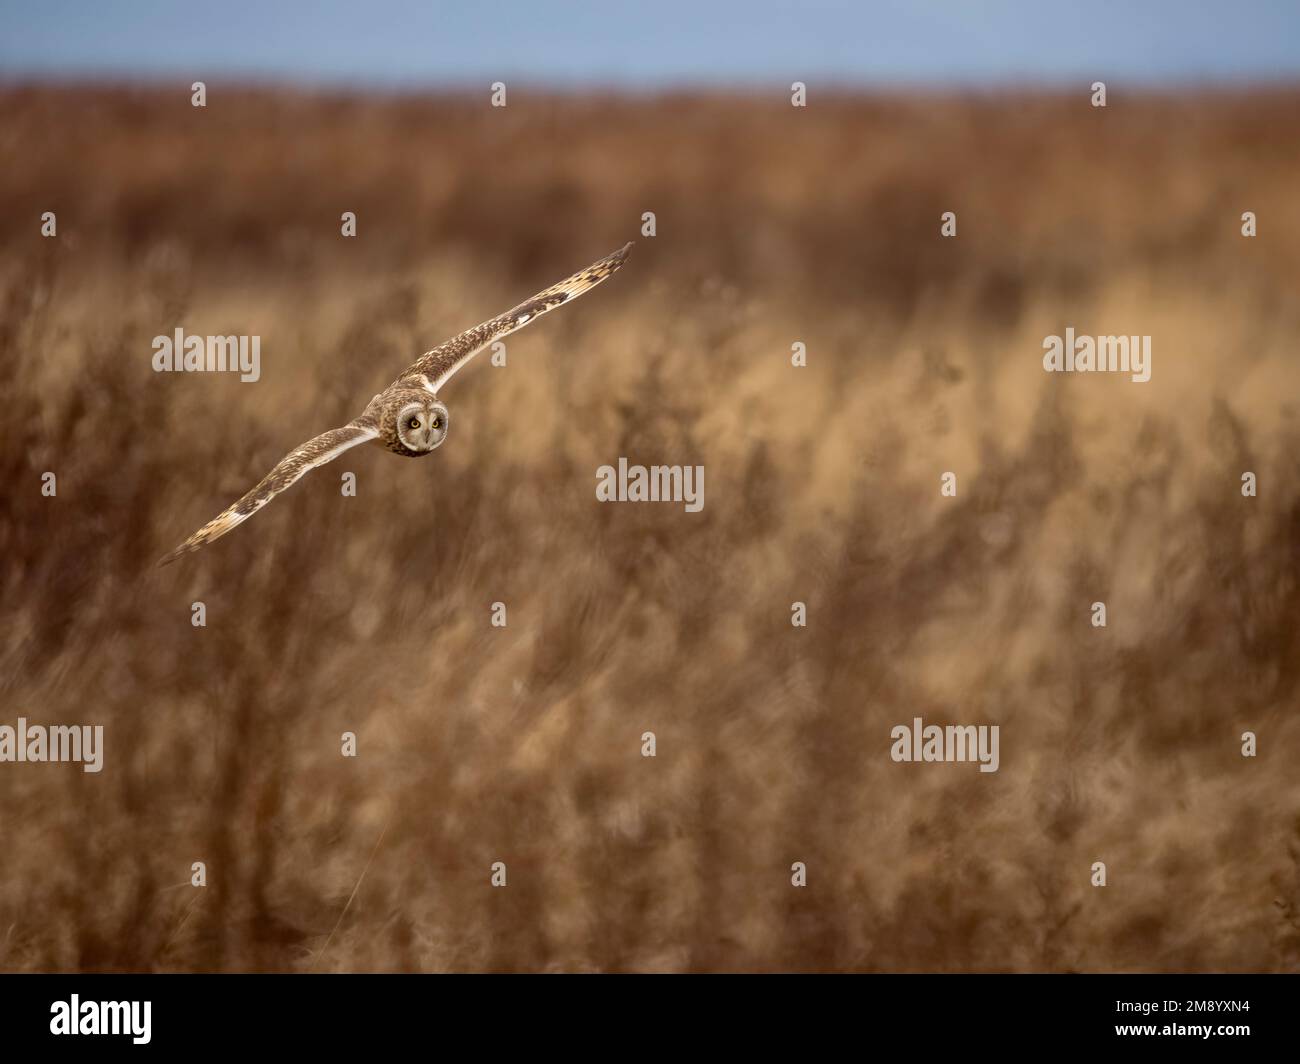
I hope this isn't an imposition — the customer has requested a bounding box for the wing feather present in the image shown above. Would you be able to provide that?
[401,242,632,393]
[157,420,379,566]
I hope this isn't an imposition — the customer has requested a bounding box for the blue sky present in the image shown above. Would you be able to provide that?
[2,0,1299,88]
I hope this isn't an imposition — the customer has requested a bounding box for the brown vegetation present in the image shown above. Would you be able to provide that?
[1,85,1299,971]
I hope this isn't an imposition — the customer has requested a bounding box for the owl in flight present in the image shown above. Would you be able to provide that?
[158,242,632,566]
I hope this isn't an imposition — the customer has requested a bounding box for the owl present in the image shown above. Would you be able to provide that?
[158,242,632,565]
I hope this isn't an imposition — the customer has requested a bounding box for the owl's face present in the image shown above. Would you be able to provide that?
[391,396,449,455]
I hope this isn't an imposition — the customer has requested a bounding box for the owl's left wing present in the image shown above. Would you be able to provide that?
[157,419,379,566]
[400,242,632,394]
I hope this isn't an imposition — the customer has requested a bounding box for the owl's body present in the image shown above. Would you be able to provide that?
[158,242,631,565]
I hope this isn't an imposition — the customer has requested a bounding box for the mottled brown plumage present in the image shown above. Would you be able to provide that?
[158,242,632,566]
[398,241,633,393]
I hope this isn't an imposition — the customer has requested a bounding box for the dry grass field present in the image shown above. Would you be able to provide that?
[1,85,1299,972]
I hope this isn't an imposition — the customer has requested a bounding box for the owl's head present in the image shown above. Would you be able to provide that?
[391,393,449,455]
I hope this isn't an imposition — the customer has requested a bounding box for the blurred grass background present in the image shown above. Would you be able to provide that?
[1,86,1299,971]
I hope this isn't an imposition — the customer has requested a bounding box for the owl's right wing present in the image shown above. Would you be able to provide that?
[158,419,379,566]
[399,242,632,394]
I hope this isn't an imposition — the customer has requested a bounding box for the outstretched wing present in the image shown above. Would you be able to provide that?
[157,420,379,566]
[400,242,632,394]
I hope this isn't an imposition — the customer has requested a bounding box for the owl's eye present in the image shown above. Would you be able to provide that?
[432,417,443,429]
[408,417,421,430]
